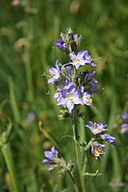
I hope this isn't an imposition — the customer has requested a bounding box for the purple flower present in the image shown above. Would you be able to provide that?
[82,71,98,93]
[102,134,115,145]
[27,112,35,122]
[121,112,128,122]
[120,123,128,134]
[42,146,58,171]
[91,143,105,159]
[55,82,83,113]
[69,51,96,70]
[69,51,87,69]
[86,121,107,135]
[83,51,96,67]
[48,60,61,84]
[54,38,66,50]
[82,92,93,106]
[74,34,83,46]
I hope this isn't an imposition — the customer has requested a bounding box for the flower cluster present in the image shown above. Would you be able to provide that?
[48,28,98,113]
[46,28,116,160]
[42,146,74,177]
[85,121,115,159]
[120,112,128,134]
[42,146,66,172]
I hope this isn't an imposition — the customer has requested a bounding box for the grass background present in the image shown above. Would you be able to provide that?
[0,0,128,191]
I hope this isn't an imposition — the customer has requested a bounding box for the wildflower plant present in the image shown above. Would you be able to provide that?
[42,28,115,192]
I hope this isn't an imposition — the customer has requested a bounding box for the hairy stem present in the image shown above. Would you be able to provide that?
[67,170,79,192]
[72,107,86,192]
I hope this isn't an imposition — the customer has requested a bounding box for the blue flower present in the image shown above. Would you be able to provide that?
[42,146,58,171]
[82,92,93,106]
[86,121,107,135]
[121,112,128,122]
[54,82,83,113]
[91,143,105,159]
[54,38,66,50]
[81,71,98,93]
[120,123,128,134]
[69,51,87,69]
[102,134,115,145]
[27,112,35,122]
[74,34,83,46]
[69,50,96,70]
[48,60,61,84]
[83,51,96,67]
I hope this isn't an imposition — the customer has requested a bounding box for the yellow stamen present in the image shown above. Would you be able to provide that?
[87,99,92,103]
[120,127,125,133]
[75,56,80,61]
[94,122,97,126]
[93,151,99,157]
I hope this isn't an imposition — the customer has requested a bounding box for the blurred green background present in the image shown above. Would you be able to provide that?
[0,0,128,191]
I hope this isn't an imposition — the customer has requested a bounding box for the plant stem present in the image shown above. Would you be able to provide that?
[72,107,86,192]
[1,143,23,192]
[67,170,79,192]
[23,43,34,104]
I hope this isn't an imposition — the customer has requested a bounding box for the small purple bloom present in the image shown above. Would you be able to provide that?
[54,82,84,113]
[42,146,58,171]
[69,50,96,70]
[83,71,98,93]
[74,34,83,46]
[82,92,93,106]
[54,38,66,50]
[48,60,61,84]
[83,51,96,67]
[27,112,35,122]
[69,51,87,69]
[86,121,107,135]
[84,71,96,81]
[91,143,105,159]
[102,134,115,145]
[120,123,128,134]
[121,112,128,122]
[57,85,83,113]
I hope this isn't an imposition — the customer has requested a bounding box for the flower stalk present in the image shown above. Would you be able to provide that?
[42,28,116,191]
[72,107,86,192]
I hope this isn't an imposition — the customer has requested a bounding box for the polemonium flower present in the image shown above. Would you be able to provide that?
[27,112,35,122]
[48,60,61,84]
[86,121,107,135]
[54,82,83,113]
[101,134,115,145]
[42,146,58,171]
[83,51,96,67]
[91,143,105,159]
[121,112,128,122]
[69,50,96,70]
[57,83,83,113]
[42,146,67,173]
[74,34,83,46]
[69,51,87,69]
[82,92,92,106]
[81,71,98,93]
[120,123,128,134]
[54,38,66,50]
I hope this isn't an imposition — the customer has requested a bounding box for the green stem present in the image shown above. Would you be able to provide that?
[82,156,87,176]
[23,43,34,104]
[72,108,86,192]
[67,170,79,192]
[1,143,23,192]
